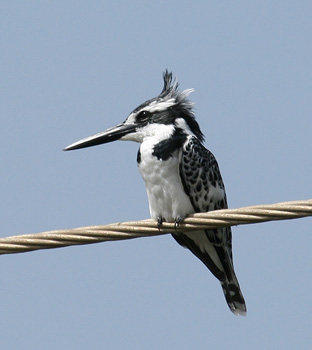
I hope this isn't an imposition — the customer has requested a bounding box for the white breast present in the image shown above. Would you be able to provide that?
[138,139,194,222]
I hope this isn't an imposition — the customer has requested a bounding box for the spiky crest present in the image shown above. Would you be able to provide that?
[157,70,204,142]
[158,69,204,142]
[159,70,177,97]
[129,70,204,143]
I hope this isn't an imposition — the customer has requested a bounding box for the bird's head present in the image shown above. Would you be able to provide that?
[64,70,204,151]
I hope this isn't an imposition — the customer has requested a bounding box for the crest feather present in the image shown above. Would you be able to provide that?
[160,70,178,96]
[158,70,204,142]
[160,70,194,107]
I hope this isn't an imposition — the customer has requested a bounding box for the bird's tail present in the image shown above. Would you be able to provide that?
[220,274,246,316]
[171,231,247,315]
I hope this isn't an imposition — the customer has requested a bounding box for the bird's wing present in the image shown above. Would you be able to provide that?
[176,136,233,279]
[175,136,246,314]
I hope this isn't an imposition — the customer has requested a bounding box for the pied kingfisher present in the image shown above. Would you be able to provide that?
[64,71,246,315]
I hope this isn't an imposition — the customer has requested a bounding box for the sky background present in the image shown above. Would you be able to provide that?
[1,1,312,349]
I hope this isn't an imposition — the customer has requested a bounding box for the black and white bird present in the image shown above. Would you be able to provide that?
[64,71,246,315]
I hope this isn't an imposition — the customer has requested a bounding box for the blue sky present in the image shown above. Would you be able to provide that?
[1,1,312,349]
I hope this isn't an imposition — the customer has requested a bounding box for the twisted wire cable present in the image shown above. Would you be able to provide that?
[0,199,311,255]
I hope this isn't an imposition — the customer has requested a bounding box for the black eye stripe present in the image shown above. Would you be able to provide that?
[136,110,152,123]
[138,110,151,118]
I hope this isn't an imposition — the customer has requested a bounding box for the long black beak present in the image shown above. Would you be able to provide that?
[64,123,136,151]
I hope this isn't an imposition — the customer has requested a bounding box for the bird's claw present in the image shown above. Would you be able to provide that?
[174,216,183,230]
[157,217,165,229]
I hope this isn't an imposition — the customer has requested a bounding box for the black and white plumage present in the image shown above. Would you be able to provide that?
[64,71,246,315]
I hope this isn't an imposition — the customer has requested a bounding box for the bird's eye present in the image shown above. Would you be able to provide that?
[137,110,151,121]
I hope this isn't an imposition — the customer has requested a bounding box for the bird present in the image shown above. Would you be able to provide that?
[64,70,247,315]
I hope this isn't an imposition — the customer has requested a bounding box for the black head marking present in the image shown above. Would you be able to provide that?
[130,70,204,143]
[135,110,152,124]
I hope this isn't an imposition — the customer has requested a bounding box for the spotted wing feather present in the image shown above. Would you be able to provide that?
[174,136,246,315]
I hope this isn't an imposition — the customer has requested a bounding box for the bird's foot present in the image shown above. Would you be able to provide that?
[157,216,165,229]
[174,216,183,230]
